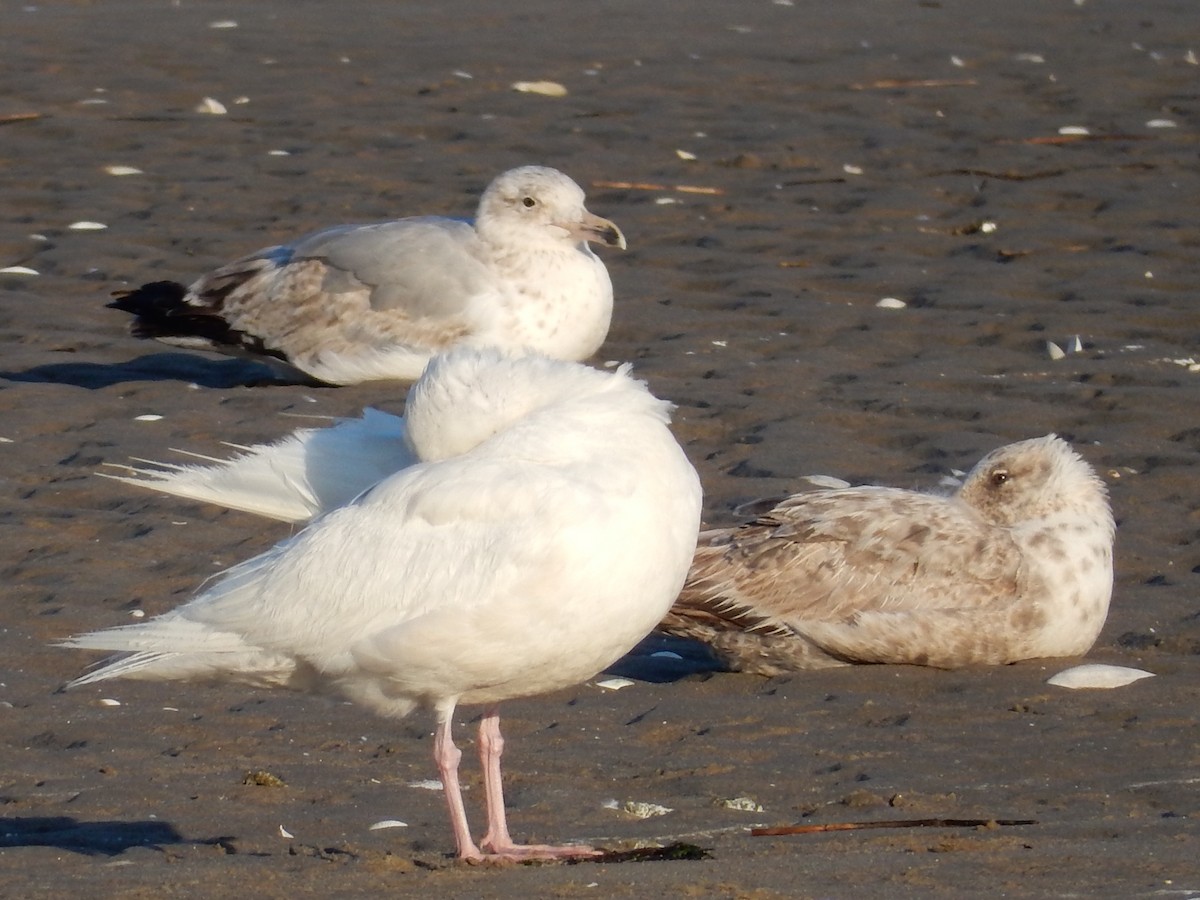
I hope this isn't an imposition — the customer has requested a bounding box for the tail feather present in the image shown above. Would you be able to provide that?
[59,616,295,688]
[99,408,413,523]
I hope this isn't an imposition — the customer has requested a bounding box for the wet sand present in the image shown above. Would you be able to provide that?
[2,1,1198,896]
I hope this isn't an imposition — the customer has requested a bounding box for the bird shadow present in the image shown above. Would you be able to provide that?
[605,634,724,683]
[0,352,313,389]
[0,815,193,856]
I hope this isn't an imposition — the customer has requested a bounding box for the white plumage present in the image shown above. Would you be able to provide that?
[103,407,413,523]
[65,348,703,862]
[108,167,626,385]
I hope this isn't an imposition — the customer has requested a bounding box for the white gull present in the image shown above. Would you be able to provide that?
[660,435,1114,673]
[64,347,703,862]
[108,166,626,385]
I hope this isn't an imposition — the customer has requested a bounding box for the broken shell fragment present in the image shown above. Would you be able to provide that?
[511,80,568,97]
[369,819,409,830]
[195,97,227,115]
[1047,664,1155,689]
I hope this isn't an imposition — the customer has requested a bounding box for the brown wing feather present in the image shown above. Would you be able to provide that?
[661,487,1025,672]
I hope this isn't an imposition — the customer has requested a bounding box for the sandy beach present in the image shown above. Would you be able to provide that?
[2,1,1198,896]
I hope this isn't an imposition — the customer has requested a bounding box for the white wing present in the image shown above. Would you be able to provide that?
[100,409,411,522]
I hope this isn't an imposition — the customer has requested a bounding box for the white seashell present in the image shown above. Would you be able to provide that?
[601,798,620,809]
[99,698,122,707]
[1047,664,1155,689]
[0,266,38,275]
[719,797,764,812]
[802,474,852,490]
[208,20,238,28]
[1146,118,1177,128]
[843,163,864,175]
[0,437,13,443]
[1058,125,1090,135]
[979,221,997,234]
[876,297,906,309]
[950,55,966,67]
[1046,341,1066,361]
[104,165,143,176]
[129,609,146,618]
[267,149,290,156]
[233,97,250,105]
[621,800,674,819]
[675,149,698,161]
[134,414,164,422]
[69,221,108,231]
[195,97,227,115]
[595,677,636,691]
[1015,53,1045,63]
[510,80,568,97]
[368,820,408,830]
[1069,335,1083,353]
[407,779,445,791]
[279,825,294,839]
[654,197,678,205]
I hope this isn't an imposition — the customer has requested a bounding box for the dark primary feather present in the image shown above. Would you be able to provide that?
[108,281,285,362]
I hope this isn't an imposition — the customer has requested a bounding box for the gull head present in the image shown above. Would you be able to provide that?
[476,166,626,251]
[957,434,1112,530]
[404,347,663,463]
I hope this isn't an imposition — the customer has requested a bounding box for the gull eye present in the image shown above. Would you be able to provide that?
[521,196,537,208]
[991,470,1010,487]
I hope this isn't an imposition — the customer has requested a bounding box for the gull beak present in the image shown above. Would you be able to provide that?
[571,210,627,250]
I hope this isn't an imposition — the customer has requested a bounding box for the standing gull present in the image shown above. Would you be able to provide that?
[64,348,703,862]
[109,166,626,385]
[661,435,1114,674]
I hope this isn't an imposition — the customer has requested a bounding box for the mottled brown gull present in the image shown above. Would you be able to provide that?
[64,347,703,862]
[660,435,1114,674]
[108,166,626,385]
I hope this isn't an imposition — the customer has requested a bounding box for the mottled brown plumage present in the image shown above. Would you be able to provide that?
[661,435,1114,674]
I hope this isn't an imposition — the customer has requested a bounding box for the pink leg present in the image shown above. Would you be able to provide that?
[476,707,600,860]
[433,708,483,861]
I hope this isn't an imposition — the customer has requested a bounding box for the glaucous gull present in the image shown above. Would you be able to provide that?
[108,166,625,385]
[660,435,1114,674]
[63,347,702,862]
